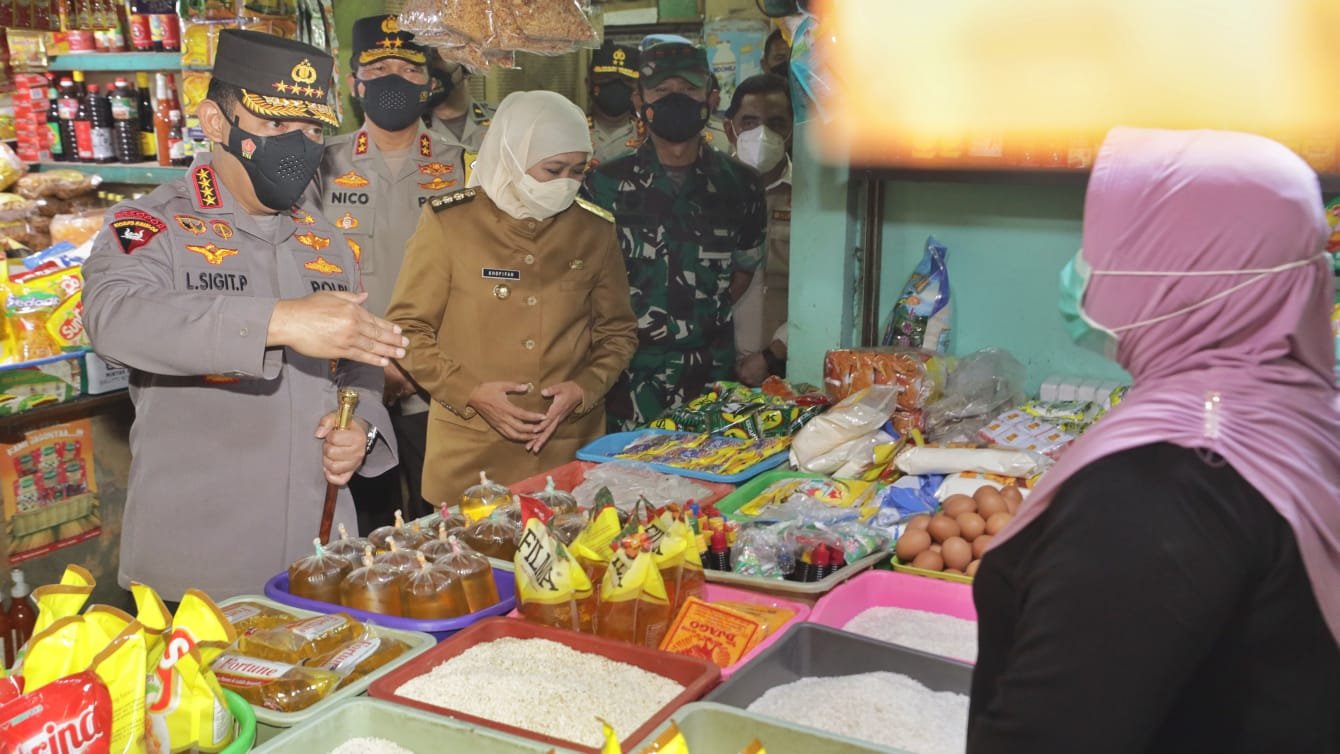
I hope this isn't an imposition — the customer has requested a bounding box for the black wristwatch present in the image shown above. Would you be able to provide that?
[363,424,379,453]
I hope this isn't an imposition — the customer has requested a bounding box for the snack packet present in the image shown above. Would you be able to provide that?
[0,672,113,754]
[514,516,596,632]
[147,590,238,753]
[90,621,148,754]
[597,535,671,648]
[882,235,952,352]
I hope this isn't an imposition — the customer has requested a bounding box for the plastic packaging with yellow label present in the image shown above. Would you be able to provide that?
[237,613,363,664]
[91,621,148,754]
[514,517,596,632]
[597,536,671,648]
[146,588,238,753]
[571,505,623,588]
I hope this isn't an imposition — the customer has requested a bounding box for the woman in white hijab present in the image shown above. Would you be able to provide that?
[386,91,638,502]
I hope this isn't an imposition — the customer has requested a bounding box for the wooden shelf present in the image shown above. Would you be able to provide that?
[32,160,187,185]
[0,391,129,441]
[47,52,181,72]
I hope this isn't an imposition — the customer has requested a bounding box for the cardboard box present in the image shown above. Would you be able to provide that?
[80,352,128,395]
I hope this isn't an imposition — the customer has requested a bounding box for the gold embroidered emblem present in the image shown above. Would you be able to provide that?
[304,256,343,275]
[185,243,238,265]
[295,232,331,251]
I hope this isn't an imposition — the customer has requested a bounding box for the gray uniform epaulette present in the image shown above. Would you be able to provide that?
[430,188,477,213]
[575,197,614,223]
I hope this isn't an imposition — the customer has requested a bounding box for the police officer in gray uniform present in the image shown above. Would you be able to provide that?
[424,51,493,181]
[310,14,459,521]
[83,30,407,601]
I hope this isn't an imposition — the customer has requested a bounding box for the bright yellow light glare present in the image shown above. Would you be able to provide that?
[816,0,1340,167]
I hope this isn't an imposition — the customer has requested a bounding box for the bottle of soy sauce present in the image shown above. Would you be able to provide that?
[108,76,141,163]
[88,84,117,164]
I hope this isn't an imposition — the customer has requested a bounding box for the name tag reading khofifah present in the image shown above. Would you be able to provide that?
[482,268,520,280]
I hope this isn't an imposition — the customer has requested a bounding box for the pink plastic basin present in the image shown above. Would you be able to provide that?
[808,570,977,660]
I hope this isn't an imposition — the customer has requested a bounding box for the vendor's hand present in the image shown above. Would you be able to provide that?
[738,351,769,387]
[383,363,416,405]
[315,414,369,485]
[527,381,584,454]
[468,382,546,443]
[268,291,408,368]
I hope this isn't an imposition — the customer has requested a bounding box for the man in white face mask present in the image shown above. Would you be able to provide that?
[725,73,793,385]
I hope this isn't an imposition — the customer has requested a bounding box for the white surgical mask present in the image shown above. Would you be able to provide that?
[735,126,787,174]
[516,175,581,220]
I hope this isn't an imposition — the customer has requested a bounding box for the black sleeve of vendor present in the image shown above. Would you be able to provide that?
[967,442,1340,754]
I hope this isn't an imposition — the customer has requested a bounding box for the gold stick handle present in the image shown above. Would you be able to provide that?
[319,388,361,543]
[335,388,359,430]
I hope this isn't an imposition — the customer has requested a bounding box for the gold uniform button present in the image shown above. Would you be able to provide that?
[524,254,535,265]
[526,295,537,306]
[493,284,511,300]
[523,339,536,350]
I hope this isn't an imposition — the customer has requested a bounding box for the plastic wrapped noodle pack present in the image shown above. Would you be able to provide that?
[615,433,791,476]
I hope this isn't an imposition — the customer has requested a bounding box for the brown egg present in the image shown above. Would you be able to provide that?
[942,494,977,518]
[929,543,942,553]
[906,514,932,531]
[974,485,1008,515]
[956,512,986,541]
[941,536,972,571]
[945,568,965,575]
[895,528,932,562]
[1001,485,1024,505]
[972,533,993,559]
[966,559,980,578]
[927,515,961,543]
[911,550,944,571]
[1005,497,1020,515]
[985,511,1013,536]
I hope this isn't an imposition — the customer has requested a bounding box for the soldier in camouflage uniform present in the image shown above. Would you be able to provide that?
[583,38,768,431]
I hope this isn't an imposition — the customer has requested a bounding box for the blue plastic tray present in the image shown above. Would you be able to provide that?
[264,569,517,642]
[576,429,789,485]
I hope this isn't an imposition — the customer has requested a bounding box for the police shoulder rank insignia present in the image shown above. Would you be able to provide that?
[112,209,167,254]
[295,232,331,251]
[481,267,520,280]
[574,197,614,223]
[174,214,207,235]
[354,131,369,156]
[335,211,360,230]
[185,242,238,266]
[430,188,477,213]
[191,165,222,209]
[211,220,234,239]
[346,238,362,264]
[334,171,370,188]
[419,133,432,158]
[418,177,457,192]
[304,256,343,275]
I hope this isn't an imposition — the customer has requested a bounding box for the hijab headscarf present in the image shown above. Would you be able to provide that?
[992,126,1340,642]
[467,90,592,220]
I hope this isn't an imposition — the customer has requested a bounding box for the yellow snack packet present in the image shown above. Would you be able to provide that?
[171,589,238,664]
[597,536,671,648]
[31,566,95,636]
[599,718,622,754]
[634,721,689,754]
[147,589,237,753]
[514,517,595,632]
[91,621,148,754]
[22,615,95,692]
[131,581,172,664]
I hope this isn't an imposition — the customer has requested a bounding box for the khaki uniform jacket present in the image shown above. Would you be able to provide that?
[385,190,638,502]
[309,125,466,318]
[82,152,395,600]
[735,162,792,357]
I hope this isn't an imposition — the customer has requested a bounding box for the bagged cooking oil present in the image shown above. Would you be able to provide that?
[302,632,409,689]
[326,522,372,564]
[369,510,426,552]
[646,511,702,614]
[597,535,671,648]
[514,517,595,632]
[373,539,421,578]
[461,507,520,561]
[437,536,498,613]
[212,652,342,712]
[340,548,405,616]
[289,538,353,605]
[220,601,298,634]
[461,471,511,523]
[238,613,363,663]
[571,505,624,590]
[419,521,455,562]
[402,552,469,620]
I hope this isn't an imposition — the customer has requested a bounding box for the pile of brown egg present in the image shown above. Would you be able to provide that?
[894,485,1023,578]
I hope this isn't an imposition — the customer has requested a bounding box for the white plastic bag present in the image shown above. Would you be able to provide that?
[894,446,1048,478]
[790,385,899,473]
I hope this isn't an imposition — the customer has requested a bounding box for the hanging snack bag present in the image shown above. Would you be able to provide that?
[883,235,952,353]
[597,535,671,648]
[514,515,595,633]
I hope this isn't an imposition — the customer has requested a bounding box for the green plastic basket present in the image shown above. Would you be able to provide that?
[221,689,257,754]
[710,469,830,521]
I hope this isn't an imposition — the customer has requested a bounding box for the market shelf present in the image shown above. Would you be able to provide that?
[47,52,182,71]
[31,160,187,184]
[0,391,129,441]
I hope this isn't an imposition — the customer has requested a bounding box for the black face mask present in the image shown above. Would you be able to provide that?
[358,74,429,132]
[592,81,633,118]
[426,68,455,109]
[223,115,324,212]
[641,92,710,144]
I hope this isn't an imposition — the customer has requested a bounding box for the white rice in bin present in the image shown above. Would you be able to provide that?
[747,672,968,754]
[844,607,978,662]
[395,637,685,747]
[329,738,416,754]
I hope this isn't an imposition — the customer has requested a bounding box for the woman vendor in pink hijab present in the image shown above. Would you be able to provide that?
[968,127,1340,753]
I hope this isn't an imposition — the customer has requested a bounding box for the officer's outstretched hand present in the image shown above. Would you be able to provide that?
[268,291,408,368]
[468,382,546,443]
[315,413,369,485]
[527,382,583,454]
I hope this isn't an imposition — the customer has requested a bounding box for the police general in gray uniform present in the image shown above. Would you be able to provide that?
[83,30,407,600]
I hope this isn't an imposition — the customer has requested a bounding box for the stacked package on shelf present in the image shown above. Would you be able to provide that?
[822,348,952,437]
[9,73,55,164]
[400,0,599,71]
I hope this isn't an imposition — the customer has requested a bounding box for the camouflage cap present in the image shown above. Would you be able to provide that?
[638,40,709,89]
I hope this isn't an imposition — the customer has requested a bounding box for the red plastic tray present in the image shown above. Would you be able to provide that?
[368,616,721,754]
[508,460,736,508]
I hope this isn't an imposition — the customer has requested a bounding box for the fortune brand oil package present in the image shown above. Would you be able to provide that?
[236,612,363,663]
[596,535,671,649]
[514,514,595,632]
[301,632,409,689]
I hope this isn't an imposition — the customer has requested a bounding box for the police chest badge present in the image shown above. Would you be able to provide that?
[304,256,343,275]
[295,232,331,251]
[174,214,207,235]
[112,210,167,254]
[185,243,238,266]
